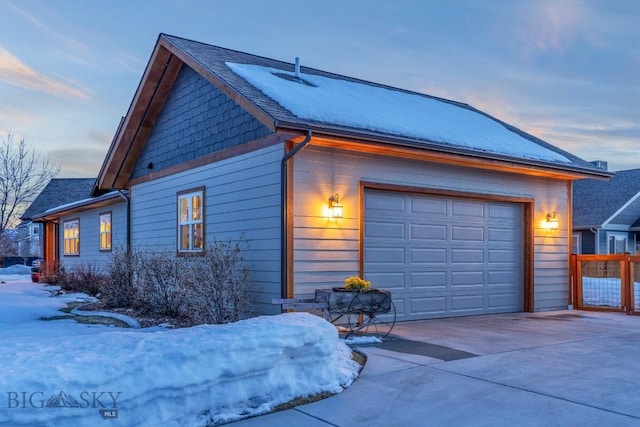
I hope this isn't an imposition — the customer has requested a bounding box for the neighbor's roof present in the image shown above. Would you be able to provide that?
[96,34,609,191]
[573,168,640,228]
[21,178,96,221]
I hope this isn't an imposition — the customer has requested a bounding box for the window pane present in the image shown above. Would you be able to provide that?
[192,195,202,221]
[180,198,189,223]
[180,225,190,250]
[192,223,203,250]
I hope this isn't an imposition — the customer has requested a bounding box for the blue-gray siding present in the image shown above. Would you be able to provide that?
[131,65,272,179]
[59,202,127,271]
[130,144,283,313]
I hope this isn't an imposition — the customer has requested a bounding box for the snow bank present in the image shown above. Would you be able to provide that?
[0,313,360,426]
[0,264,33,275]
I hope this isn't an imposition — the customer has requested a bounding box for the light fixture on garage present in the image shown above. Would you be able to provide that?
[328,194,343,218]
[545,211,559,230]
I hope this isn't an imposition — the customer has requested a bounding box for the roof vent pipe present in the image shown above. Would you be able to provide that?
[294,57,300,79]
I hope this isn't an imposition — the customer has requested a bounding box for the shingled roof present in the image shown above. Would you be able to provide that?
[21,178,96,221]
[97,34,609,192]
[573,168,640,228]
[164,34,600,170]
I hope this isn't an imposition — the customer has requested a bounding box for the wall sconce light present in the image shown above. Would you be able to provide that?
[328,194,343,218]
[544,211,559,230]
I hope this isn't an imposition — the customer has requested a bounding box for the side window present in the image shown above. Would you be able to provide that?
[571,233,581,254]
[63,219,80,256]
[99,212,112,251]
[177,187,205,253]
[607,232,628,254]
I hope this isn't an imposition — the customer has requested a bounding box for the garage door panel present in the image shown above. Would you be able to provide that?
[410,271,447,288]
[410,224,447,240]
[488,293,521,309]
[488,270,520,285]
[451,294,484,311]
[451,249,484,263]
[489,204,519,219]
[366,221,405,239]
[488,249,517,263]
[452,226,483,241]
[410,198,448,216]
[411,296,447,315]
[365,189,523,321]
[452,200,485,217]
[366,193,406,213]
[451,271,485,286]
[366,272,405,290]
[410,248,446,264]
[365,247,405,263]
[489,227,517,242]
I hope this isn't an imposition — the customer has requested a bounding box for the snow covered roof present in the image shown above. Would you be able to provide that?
[161,34,605,175]
[96,34,610,191]
[227,63,571,164]
[29,190,125,221]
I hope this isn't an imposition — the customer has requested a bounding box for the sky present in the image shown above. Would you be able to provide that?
[0,0,638,178]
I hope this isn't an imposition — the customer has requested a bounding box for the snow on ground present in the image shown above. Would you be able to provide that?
[0,274,360,426]
[581,277,640,308]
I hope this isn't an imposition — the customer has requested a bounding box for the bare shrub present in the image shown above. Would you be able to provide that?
[58,263,106,296]
[136,248,189,317]
[101,246,142,309]
[184,238,255,325]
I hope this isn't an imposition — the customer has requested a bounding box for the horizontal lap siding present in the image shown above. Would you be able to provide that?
[59,202,127,271]
[293,147,569,312]
[131,144,283,313]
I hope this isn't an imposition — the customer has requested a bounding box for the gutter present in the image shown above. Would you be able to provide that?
[275,122,611,180]
[116,190,131,254]
[280,130,312,300]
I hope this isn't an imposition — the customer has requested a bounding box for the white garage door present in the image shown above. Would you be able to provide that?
[364,189,524,321]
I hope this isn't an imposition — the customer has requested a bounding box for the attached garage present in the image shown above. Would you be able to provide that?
[364,188,524,321]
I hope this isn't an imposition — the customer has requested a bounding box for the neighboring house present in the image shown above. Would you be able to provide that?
[40,34,608,320]
[19,179,96,258]
[573,168,640,255]
[24,179,127,271]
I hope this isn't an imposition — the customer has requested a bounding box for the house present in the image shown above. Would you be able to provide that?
[19,178,96,259]
[573,168,640,255]
[38,34,609,320]
[24,179,127,272]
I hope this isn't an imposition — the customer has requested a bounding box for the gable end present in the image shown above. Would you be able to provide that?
[131,65,272,179]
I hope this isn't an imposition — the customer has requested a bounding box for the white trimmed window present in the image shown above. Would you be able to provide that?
[607,232,628,254]
[178,188,204,253]
[571,233,581,254]
[99,212,112,251]
[63,219,80,256]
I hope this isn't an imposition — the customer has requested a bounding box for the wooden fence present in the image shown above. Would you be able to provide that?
[571,254,640,314]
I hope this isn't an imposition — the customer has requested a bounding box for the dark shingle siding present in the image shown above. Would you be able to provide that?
[21,178,96,220]
[131,66,272,179]
[573,168,640,227]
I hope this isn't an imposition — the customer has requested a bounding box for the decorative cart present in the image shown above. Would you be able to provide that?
[273,287,396,339]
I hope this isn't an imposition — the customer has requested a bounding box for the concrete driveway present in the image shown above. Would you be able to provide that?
[231,310,640,426]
